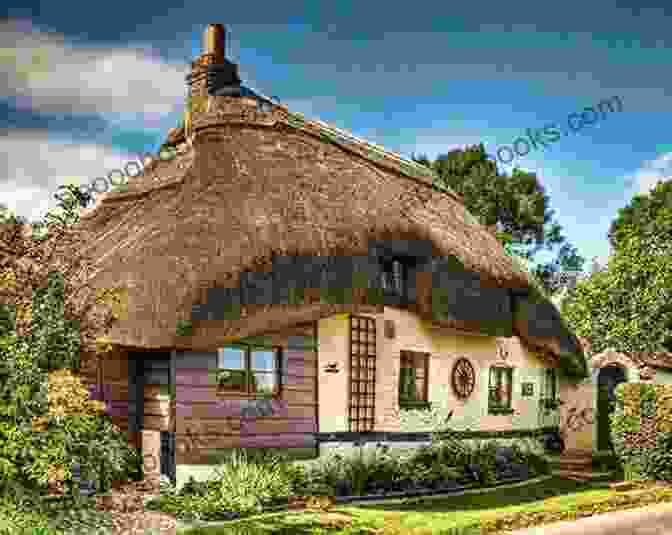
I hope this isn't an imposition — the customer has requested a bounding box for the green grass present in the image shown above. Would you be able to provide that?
[176,475,627,535]
[177,510,374,535]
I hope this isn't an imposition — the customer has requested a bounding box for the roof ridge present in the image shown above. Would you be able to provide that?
[287,110,437,176]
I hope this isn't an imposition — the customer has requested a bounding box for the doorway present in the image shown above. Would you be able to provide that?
[597,366,627,452]
[128,351,175,484]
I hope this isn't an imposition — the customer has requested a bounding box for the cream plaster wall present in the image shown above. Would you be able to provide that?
[317,308,559,435]
[316,314,351,433]
[655,368,672,384]
[558,358,671,455]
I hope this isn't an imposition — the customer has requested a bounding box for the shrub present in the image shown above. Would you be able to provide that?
[179,476,211,497]
[0,493,113,535]
[611,383,672,481]
[0,271,140,511]
[302,454,346,494]
[461,441,498,486]
[592,452,623,473]
[149,449,304,520]
[211,449,293,508]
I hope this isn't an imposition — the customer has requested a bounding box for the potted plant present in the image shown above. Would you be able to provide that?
[216,369,257,392]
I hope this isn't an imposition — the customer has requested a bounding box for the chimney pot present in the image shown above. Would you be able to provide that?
[203,24,226,63]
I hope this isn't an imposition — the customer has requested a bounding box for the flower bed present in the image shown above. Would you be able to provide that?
[145,440,551,523]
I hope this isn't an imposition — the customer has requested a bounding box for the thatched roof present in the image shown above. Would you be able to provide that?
[62,94,582,366]
[591,347,672,370]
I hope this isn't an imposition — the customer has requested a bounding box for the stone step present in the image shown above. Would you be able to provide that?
[552,469,612,481]
[556,464,594,472]
[559,451,595,460]
[556,457,594,465]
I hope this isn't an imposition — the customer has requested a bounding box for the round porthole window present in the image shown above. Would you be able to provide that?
[452,357,476,399]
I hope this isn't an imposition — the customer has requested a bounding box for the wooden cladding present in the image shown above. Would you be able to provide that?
[81,330,318,466]
[174,332,318,464]
[348,315,376,432]
[80,347,134,448]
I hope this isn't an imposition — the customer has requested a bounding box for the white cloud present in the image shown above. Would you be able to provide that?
[0,130,140,223]
[0,19,187,129]
[629,151,672,195]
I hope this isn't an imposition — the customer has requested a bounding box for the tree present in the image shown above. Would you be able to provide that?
[0,185,137,511]
[1,185,125,356]
[608,178,672,254]
[0,271,139,509]
[561,224,672,355]
[412,144,585,295]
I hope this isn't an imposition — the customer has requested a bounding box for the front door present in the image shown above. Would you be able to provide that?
[128,351,176,484]
[597,366,627,451]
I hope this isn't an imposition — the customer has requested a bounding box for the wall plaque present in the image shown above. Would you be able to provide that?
[451,357,476,399]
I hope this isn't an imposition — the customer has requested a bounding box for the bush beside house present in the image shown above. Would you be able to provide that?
[611,382,672,482]
[0,190,142,533]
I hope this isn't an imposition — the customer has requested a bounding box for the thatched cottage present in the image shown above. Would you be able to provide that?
[69,24,588,488]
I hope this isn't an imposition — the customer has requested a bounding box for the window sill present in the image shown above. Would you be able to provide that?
[399,400,432,410]
[215,389,281,400]
[488,407,514,415]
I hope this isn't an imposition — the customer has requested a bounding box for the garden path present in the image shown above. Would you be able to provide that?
[503,501,672,535]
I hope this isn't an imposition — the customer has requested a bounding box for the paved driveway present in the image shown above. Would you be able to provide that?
[505,501,672,535]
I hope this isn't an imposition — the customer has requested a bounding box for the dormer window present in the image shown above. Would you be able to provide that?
[381,257,408,297]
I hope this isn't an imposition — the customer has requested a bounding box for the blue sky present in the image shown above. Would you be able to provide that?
[2,1,672,271]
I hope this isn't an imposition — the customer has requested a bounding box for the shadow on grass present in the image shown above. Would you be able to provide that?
[178,510,376,535]
[353,475,620,513]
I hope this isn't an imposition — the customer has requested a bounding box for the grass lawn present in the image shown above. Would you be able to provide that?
[177,473,672,535]
[11,473,665,535]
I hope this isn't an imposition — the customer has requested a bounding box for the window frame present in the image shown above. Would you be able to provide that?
[398,350,430,409]
[380,256,412,301]
[216,344,282,398]
[488,366,514,415]
[544,368,557,401]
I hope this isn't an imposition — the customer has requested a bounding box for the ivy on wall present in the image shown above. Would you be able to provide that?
[611,382,672,481]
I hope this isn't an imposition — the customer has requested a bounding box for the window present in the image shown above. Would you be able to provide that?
[488,366,513,414]
[545,368,557,400]
[381,257,408,297]
[399,350,430,408]
[217,345,281,397]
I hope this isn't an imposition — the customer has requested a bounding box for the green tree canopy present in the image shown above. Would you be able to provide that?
[411,144,585,295]
[561,223,672,354]
[608,178,672,253]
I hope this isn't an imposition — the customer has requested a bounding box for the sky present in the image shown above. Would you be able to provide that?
[2,1,672,272]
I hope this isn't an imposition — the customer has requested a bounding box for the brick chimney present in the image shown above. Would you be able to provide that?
[184,24,243,134]
[203,23,226,64]
[186,24,241,99]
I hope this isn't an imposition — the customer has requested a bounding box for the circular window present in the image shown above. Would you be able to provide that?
[452,357,476,399]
